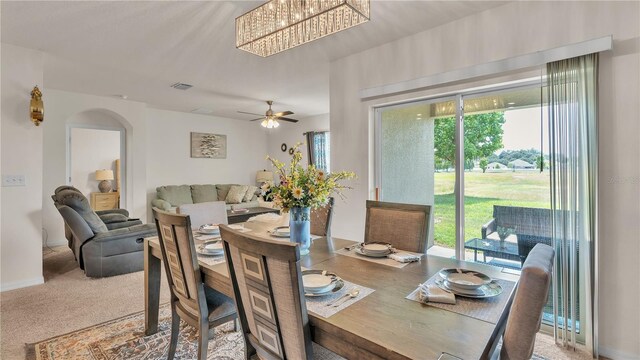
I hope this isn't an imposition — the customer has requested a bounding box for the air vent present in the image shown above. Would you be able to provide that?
[171,82,193,90]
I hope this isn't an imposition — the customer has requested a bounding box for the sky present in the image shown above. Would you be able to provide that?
[501,107,549,154]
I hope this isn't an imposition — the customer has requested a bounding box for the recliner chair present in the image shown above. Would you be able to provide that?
[52,186,157,277]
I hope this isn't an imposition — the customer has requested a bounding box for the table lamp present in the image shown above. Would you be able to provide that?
[95,169,114,193]
[256,170,274,186]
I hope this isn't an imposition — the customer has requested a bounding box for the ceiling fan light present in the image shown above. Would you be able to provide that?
[261,119,268,127]
[273,120,280,128]
[267,119,274,128]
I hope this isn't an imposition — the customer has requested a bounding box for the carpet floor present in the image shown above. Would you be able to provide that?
[2,247,592,359]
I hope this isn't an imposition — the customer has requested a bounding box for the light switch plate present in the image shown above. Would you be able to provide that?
[2,175,26,187]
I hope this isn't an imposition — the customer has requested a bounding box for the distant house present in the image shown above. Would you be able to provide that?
[487,162,508,170]
[508,159,535,169]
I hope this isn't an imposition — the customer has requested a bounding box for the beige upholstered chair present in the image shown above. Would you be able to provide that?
[177,201,228,230]
[364,200,431,253]
[220,225,344,360]
[310,197,334,237]
[500,243,555,360]
[153,209,237,360]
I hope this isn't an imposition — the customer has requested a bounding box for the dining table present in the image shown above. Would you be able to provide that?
[144,220,519,360]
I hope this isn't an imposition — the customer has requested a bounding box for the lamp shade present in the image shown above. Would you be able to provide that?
[95,169,114,181]
[256,170,273,184]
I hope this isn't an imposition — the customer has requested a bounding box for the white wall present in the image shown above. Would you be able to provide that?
[42,90,148,246]
[329,1,640,358]
[70,128,120,197]
[1,43,44,291]
[266,113,330,171]
[145,108,270,220]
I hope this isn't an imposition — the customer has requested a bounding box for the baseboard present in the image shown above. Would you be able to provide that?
[599,346,639,360]
[1,276,45,292]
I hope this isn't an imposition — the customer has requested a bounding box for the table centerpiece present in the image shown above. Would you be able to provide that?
[267,143,355,255]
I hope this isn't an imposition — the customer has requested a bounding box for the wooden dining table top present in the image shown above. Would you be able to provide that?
[145,221,519,360]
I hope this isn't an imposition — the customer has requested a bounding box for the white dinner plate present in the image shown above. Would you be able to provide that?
[301,270,343,297]
[197,241,224,256]
[439,280,503,298]
[362,243,390,253]
[270,226,290,238]
[198,224,220,235]
[354,247,390,258]
[438,268,492,290]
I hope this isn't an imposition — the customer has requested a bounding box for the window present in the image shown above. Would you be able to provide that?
[308,131,330,173]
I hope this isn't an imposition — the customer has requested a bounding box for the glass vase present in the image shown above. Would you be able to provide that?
[289,207,311,255]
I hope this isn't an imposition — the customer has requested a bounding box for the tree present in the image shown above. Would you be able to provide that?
[536,155,545,171]
[479,158,488,173]
[433,112,506,166]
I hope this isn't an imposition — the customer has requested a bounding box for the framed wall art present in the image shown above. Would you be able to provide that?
[190,132,227,159]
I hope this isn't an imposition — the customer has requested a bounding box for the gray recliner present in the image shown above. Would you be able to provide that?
[52,186,157,277]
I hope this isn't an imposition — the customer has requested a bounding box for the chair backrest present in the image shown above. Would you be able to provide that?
[177,201,229,229]
[55,189,108,233]
[364,200,431,253]
[493,205,552,237]
[153,209,208,324]
[501,243,555,360]
[310,197,334,237]
[220,225,312,360]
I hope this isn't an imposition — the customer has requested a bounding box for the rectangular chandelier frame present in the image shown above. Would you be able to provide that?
[236,0,370,57]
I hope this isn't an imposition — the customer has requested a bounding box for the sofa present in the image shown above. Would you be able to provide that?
[151,184,260,212]
[52,186,157,277]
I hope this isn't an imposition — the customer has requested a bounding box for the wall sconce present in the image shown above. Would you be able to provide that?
[30,86,44,126]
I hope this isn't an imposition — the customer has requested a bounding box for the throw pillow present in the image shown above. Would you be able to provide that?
[191,184,218,203]
[226,185,249,204]
[216,184,233,202]
[157,185,193,206]
[243,185,258,202]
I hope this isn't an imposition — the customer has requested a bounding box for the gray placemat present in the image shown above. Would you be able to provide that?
[304,280,375,319]
[406,273,516,324]
[335,247,421,268]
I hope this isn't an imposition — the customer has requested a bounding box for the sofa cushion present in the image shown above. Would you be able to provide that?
[157,185,193,206]
[191,184,218,203]
[226,185,249,204]
[243,185,259,202]
[57,190,108,233]
[216,184,233,202]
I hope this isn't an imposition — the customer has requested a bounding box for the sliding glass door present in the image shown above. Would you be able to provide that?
[375,83,550,262]
[374,97,457,254]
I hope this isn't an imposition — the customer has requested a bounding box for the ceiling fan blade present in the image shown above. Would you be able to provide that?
[238,111,264,116]
[273,110,293,117]
[250,117,265,121]
[278,117,299,123]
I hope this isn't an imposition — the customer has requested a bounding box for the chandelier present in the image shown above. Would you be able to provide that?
[236,0,370,57]
[261,117,280,128]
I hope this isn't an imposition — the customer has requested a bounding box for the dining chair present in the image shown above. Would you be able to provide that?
[177,201,228,230]
[499,243,555,360]
[364,200,431,253]
[310,197,334,237]
[219,225,344,360]
[153,208,237,360]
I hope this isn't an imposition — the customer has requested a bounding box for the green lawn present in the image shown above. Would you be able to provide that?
[433,171,550,248]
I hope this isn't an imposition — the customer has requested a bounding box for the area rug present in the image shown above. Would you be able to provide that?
[33,305,244,360]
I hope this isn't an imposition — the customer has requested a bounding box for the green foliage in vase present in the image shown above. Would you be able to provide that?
[267,143,356,211]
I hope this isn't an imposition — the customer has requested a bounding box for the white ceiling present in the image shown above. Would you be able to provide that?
[1,1,506,121]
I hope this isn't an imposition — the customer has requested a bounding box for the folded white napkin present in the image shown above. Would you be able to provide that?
[417,284,456,304]
[388,252,421,263]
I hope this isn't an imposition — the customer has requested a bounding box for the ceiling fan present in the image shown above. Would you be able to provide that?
[238,100,299,128]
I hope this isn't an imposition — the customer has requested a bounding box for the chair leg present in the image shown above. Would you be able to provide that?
[197,321,209,360]
[167,308,181,360]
